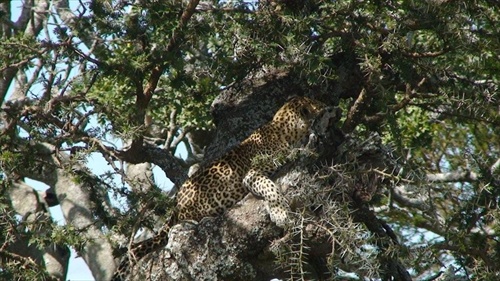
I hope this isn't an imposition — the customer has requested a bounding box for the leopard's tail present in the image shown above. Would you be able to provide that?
[110,213,178,281]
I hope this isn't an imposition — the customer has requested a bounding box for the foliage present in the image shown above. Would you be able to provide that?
[0,0,499,280]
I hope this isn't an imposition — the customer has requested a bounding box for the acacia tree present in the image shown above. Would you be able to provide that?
[1,1,499,280]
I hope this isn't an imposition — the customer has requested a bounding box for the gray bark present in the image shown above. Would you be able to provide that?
[7,181,70,280]
[32,143,117,281]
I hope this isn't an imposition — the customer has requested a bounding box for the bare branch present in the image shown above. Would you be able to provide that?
[165,109,178,150]
[79,135,188,186]
[170,127,191,152]
[14,1,32,32]
[9,143,117,280]
[491,158,500,176]
[392,185,429,210]
[5,180,70,280]
[426,170,478,182]
[342,88,368,133]
[25,0,49,37]
[402,48,449,58]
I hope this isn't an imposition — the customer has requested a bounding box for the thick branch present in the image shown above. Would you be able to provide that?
[25,143,116,281]
[25,0,49,39]
[118,142,188,186]
[392,185,429,210]
[6,181,70,280]
[426,170,479,182]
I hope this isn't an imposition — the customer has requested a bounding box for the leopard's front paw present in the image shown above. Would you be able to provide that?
[269,205,290,228]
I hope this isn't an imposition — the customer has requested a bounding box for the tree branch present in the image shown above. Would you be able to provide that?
[391,185,429,210]
[25,0,49,38]
[101,139,188,186]
[342,88,368,133]
[5,180,70,280]
[130,0,201,160]
[351,205,412,281]
[433,241,495,269]
[0,0,52,102]
[142,0,201,103]
[426,170,479,182]
[19,143,117,281]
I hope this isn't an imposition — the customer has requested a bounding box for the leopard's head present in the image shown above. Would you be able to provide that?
[272,96,327,144]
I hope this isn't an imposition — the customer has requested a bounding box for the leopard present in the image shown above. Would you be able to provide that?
[111,96,328,281]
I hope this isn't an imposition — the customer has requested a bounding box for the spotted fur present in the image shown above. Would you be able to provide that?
[176,96,326,226]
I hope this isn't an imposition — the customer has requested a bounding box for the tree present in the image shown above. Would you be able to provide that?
[1,0,499,280]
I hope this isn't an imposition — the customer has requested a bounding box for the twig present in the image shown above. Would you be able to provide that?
[165,109,178,149]
[170,127,191,153]
[342,88,368,133]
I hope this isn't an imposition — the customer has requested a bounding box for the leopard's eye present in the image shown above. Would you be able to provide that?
[300,107,311,117]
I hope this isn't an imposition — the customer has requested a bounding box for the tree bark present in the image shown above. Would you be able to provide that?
[14,143,118,281]
[6,181,70,280]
